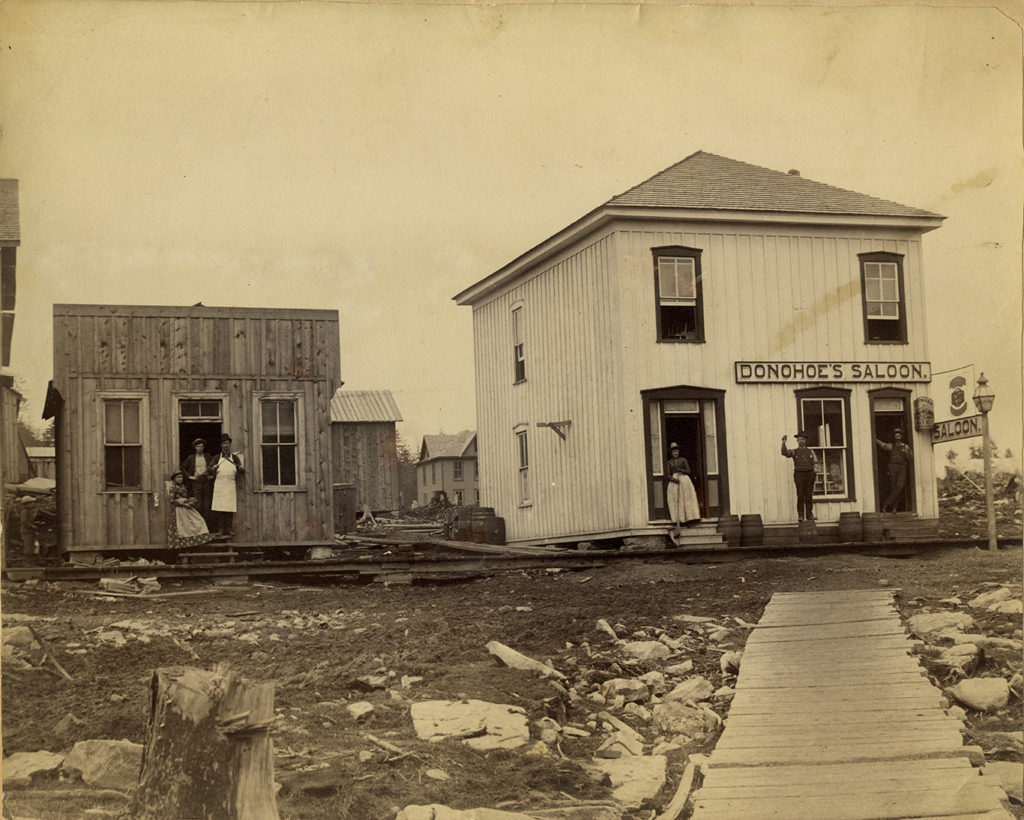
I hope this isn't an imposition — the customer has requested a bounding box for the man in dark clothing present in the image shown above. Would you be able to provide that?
[876,429,913,512]
[781,431,818,521]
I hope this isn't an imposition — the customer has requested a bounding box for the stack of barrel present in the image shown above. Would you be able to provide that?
[452,507,506,545]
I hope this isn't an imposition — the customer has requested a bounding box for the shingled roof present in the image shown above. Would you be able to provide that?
[420,430,476,462]
[0,179,20,243]
[454,151,943,306]
[607,151,941,218]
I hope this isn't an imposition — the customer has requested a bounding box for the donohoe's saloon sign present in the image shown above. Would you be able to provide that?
[735,361,932,384]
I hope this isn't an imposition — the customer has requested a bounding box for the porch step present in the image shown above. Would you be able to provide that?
[178,550,238,565]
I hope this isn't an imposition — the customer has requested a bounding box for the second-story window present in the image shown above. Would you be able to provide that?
[654,247,705,342]
[512,305,526,383]
[860,252,907,343]
[454,459,463,480]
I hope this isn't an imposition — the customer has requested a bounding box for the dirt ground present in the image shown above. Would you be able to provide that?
[2,500,1022,820]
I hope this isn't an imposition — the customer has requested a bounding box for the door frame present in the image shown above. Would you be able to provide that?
[641,385,728,520]
[868,387,914,513]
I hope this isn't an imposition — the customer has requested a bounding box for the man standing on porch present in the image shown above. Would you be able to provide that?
[781,432,818,522]
[210,433,244,538]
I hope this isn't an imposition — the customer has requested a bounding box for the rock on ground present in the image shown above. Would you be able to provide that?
[2,751,65,788]
[591,754,667,806]
[619,640,670,661]
[908,612,975,636]
[62,739,142,791]
[948,677,1011,712]
[410,700,529,751]
[984,761,1024,803]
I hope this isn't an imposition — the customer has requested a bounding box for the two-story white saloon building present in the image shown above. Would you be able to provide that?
[454,151,944,547]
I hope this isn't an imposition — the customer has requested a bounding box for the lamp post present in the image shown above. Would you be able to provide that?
[972,373,997,551]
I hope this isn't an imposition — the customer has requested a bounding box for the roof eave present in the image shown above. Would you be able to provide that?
[454,206,945,307]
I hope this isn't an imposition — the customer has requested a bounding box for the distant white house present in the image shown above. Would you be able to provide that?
[417,431,479,507]
[455,151,945,545]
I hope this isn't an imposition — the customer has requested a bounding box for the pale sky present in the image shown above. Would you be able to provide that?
[1,1,1021,459]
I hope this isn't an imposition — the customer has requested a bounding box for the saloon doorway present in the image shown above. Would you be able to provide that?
[870,391,914,513]
[643,387,728,520]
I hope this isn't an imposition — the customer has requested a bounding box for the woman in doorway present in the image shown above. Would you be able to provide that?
[665,442,701,539]
[210,433,244,538]
[166,471,213,550]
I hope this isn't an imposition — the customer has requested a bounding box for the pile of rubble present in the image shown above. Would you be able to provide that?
[907,581,1024,805]
[384,612,750,818]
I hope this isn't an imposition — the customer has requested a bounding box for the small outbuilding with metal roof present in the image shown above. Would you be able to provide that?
[330,389,403,519]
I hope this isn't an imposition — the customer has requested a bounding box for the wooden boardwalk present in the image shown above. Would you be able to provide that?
[692,589,1014,820]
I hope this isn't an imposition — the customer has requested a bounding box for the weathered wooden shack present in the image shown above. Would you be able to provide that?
[330,388,403,518]
[455,152,944,546]
[49,304,342,557]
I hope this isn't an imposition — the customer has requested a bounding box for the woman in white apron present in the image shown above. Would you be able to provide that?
[210,433,244,538]
[665,442,700,541]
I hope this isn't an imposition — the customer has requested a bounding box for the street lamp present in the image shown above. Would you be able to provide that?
[972,373,997,551]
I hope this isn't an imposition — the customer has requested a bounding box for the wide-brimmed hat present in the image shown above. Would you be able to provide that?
[795,431,809,439]
[191,438,206,448]
[668,442,680,451]
[170,470,184,480]
[219,433,232,443]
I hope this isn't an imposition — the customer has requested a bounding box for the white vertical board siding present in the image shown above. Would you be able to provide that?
[615,221,936,525]
[474,233,630,542]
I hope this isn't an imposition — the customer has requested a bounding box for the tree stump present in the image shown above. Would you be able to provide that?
[130,664,278,820]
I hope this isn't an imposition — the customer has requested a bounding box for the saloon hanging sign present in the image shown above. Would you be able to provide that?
[735,361,932,384]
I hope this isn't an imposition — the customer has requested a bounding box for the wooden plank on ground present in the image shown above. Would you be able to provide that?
[720,716,963,738]
[735,671,927,689]
[696,773,1003,800]
[745,623,909,643]
[713,726,963,750]
[705,737,977,767]
[698,757,974,788]
[690,783,1006,820]
[722,709,962,729]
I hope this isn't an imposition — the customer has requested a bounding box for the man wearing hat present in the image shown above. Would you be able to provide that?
[781,431,818,521]
[210,433,245,538]
[875,428,913,513]
[181,438,213,526]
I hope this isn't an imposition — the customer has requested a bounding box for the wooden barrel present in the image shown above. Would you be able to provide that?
[451,517,472,542]
[862,512,885,542]
[837,511,863,543]
[798,519,817,543]
[716,515,742,548]
[483,515,506,545]
[739,514,764,546]
[458,507,494,543]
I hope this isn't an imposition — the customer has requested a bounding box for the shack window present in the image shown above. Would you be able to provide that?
[860,253,907,343]
[654,247,704,342]
[104,399,142,489]
[796,388,853,500]
[260,399,298,487]
[516,429,530,505]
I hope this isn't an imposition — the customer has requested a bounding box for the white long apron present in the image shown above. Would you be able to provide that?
[211,458,238,513]
[667,472,700,525]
